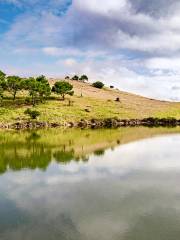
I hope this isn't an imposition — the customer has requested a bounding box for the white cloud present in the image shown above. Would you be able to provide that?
[74,0,130,16]
[1,0,180,100]
[145,57,180,72]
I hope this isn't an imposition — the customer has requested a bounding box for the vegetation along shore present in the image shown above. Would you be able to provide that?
[0,70,180,129]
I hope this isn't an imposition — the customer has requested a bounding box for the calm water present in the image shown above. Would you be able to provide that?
[0,128,180,240]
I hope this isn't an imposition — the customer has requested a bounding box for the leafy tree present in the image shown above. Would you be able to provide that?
[24,77,40,106]
[0,70,6,80]
[92,81,104,89]
[72,75,79,81]
[65,76,70,80]
[7,76,23,100]
[24,76,51,105]
[52,81,74,100]
[36,75,51,102]
[79,75,88,82]
[24,108,40,120]
[0,70,6,101]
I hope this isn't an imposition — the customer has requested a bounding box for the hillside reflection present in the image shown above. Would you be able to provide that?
[0,127,180,174]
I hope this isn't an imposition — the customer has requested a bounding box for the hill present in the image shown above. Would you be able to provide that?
[0,79,180,127]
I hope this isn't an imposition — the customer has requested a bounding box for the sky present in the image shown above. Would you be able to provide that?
[0,0,180,100]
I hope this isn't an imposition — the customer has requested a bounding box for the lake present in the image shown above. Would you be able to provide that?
[0,127,180,240]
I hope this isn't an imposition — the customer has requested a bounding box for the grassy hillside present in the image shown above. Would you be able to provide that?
[0,79,180,125]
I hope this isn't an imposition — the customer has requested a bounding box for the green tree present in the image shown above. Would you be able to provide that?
[0,70,6,80]
[24,77,40,106]
[0,70,6,101]
[79,75,88,82]
[72,75,79,81]
[36,75,51,102]
[92,81,104,89]
[52,81,74,100]
[24,76,51,106]
[7,76,23,100]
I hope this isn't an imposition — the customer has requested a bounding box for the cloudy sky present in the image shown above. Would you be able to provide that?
[0,0,180,100]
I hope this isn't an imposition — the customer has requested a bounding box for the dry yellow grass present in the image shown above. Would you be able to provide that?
[50,79,180,119]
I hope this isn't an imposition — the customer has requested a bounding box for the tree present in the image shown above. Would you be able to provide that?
[52,81,74,100]
[65,76,70,80]
[0,70,6,80]
[7,76,23,100]
[0,70,6,101]
[72,75,79,81]
[24,76,51,106]
[79,75,88,82]
[24,77,40,106]
[92,81,104,89]
[36,75,51,102]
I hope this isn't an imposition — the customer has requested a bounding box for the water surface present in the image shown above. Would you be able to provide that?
[0,127,180,240]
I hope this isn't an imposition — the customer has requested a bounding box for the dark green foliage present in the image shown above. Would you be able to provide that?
[24,77,40,106]
[7,76,23,100]
[72,75,79,81]
[0,71,6,101]
[53,150,74,164]
[92,81,104,89]
[0,70,5,79]
[24,76,51,105]
[52,81,74,100]
[24,108,40,120]
[94,149,105,156]
[36,75,51,102]
[79,75,88,82]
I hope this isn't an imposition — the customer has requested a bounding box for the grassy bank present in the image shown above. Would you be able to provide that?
[0,80,180,125]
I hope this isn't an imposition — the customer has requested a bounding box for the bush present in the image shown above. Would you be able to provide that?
[71,75,79,81]
[24,108,40,120]
[92,81,104,89]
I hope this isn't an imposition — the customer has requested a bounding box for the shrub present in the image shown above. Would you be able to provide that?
[24,108,40,120]
[92,81,104,89]
[71,75,79,81]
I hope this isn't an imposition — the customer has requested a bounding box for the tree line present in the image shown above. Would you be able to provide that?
[0,70,106,107]
[65,74,88,82]
[0,70,74,106]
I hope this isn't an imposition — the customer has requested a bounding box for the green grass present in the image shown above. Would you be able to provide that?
[0,87,180,125]
[0,95,136,124]
[155,106,180,119]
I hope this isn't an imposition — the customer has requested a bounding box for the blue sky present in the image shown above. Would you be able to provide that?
[0,0,180,100]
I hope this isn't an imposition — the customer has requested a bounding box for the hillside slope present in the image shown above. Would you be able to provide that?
[0,79,180,125]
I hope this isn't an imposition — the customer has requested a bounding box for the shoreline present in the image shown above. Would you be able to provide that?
[0,117,180,130]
